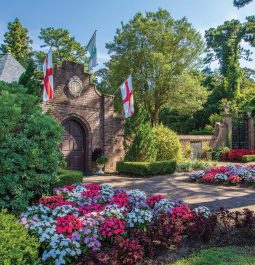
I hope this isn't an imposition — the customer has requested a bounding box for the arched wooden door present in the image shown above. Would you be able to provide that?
[61,119,86,171]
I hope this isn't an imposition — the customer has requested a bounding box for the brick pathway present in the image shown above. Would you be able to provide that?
[84,163,255,211]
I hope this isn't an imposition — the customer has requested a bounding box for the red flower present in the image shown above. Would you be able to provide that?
[64,184,75,191]
[78,203,107,215]
[170,205,193,221]
[228,174,242,184]
[39,195,74,209]
[82,190,99,199]
[111,193,129,208]
[221,149,255,162]
[86,184,101,191]
[100,217,126,237]
[56,215,83,238]
[146,194,165,207]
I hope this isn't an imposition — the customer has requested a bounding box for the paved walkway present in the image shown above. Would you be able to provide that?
[84,163,255,211]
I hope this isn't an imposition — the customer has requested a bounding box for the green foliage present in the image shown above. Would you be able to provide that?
[177,160,211,172]
[0,82,63,213]
[100,9,206,124]
[234,0,253,8]
[183,144,192,159]
[212,146,230,161]
[116,160,176,177]
[172,246,255,265]
[125,123,156,162]
[189,128,214,135]
[226,128,231,148]
[96,155,108,165]
[242,155,255,162]
[54,169,84,187]
[0,18,33,66]
[205,20,250,99]
[19,59,42,97]
[35,27,87,67]
[158,109,195,134]
[152,124,182,162]
[0,209,39,264]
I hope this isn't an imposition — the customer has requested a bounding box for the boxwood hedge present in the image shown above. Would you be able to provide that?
[116,160,176,177]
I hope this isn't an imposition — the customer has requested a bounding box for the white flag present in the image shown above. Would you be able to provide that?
[120,75,134,118]
[43,48,53,101]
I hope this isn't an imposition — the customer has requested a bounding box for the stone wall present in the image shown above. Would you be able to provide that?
[41,61,125,173]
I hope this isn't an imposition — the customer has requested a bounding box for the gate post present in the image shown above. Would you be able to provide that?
[222,114,232,148]
[248,117,254,149]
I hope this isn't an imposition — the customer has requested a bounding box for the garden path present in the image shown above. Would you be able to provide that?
[84,162,255,212]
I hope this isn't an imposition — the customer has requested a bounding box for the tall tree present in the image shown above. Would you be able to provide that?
[101,9,207,125]
[35,28,87,67]
[234,0,253,7]
[205,20,251,99]
[0,18,33,66]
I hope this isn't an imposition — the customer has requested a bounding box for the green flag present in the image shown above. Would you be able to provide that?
[86,30,97,70]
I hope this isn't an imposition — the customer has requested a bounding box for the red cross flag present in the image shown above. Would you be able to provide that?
[120,75,134,118]
[43,48,53,102]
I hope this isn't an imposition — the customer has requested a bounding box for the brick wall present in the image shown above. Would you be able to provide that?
[41,61,124,172]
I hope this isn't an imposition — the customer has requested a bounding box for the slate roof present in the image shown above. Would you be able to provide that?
[0,54,25,83]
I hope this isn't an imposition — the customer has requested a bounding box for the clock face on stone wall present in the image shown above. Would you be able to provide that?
[68,76,83,97]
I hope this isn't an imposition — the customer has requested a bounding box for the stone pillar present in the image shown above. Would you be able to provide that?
[222,114,232,148]
[248,117,254,149]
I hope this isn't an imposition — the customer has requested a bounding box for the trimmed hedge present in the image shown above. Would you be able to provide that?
[116,160,176,176]
[0,209,39,264]
[242,155,255,163]
[54,169,84,187]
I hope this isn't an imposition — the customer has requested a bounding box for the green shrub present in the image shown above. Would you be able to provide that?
[189,128,214,135]
[55,169,84,187]
[177,159,210,172]
[0,82,63,213]
[212,146,230,161]
[125,123,156,162]
[116,160,176,176]
[0,209,39,264]
[152,124,182,162]
[96,155,108,165]
[173,246,255,265]
[242,155,255,163]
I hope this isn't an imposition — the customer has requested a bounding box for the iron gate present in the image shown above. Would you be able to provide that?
[232,116,249,149]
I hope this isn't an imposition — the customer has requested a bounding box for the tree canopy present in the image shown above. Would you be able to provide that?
[99,9,207,125]
[205,19,250,99]
[234,0,253,8]
[0,18,33,66]
[35,27,87,67]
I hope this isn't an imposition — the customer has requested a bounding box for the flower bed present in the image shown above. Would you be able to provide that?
[221,149,255,162]
[21,183,210,265]
[190,164,255,185]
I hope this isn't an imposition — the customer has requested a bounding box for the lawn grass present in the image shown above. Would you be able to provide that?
[171,246,255,265]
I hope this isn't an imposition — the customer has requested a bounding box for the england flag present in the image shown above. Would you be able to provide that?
[120,75,134,118]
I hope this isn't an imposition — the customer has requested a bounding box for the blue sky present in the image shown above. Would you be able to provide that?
[0,0,255,69]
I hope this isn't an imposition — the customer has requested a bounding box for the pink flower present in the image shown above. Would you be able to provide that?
[100,217,126,237]
[146,194,165,207]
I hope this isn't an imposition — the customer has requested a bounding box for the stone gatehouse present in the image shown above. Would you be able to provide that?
[42,61,125,172]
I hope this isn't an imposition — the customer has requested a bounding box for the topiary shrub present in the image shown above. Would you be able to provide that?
[54,169,84,187]
[242,155,255,163]
[0,209,39,264]
[152,124,182,162]
[0,82,63,213]
[116,160,176,176]
[125,123,156,162]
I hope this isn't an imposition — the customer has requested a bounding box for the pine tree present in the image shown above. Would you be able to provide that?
[0,18,33,66]
[234,0,253,8]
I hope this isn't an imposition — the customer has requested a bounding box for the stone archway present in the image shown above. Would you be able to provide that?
[60,117,89,172]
